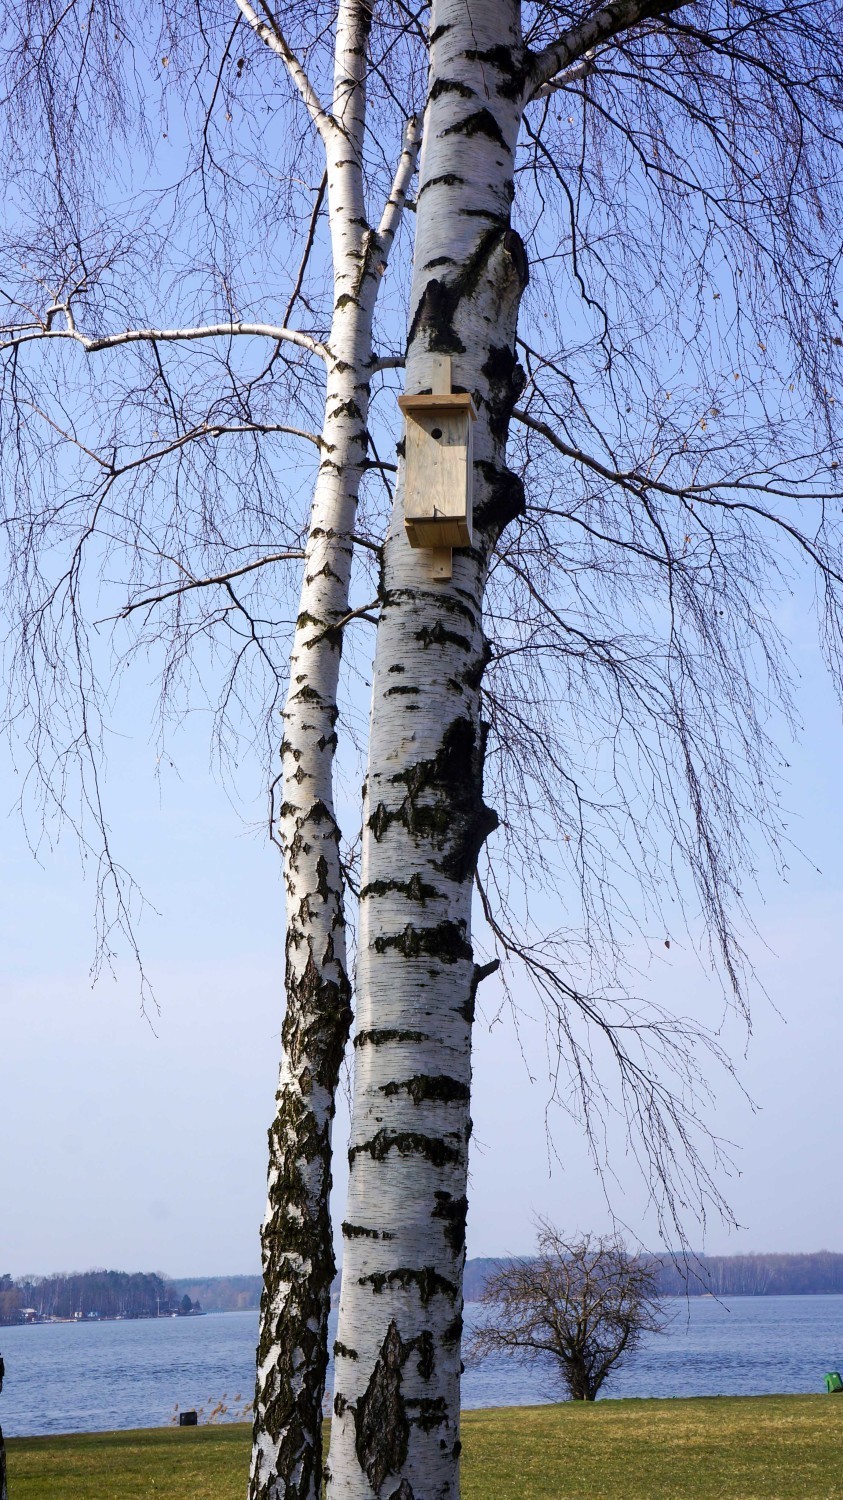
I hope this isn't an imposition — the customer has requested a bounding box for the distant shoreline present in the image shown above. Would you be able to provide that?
[8,1312,206,1327]
[5,1254,843,1324]
[7,1288,843,1329]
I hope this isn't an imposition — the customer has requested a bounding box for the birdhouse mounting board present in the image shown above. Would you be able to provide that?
[398,356,477,573]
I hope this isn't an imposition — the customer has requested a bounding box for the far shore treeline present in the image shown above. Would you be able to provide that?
[162,1251,843,1310]
[0,1271,201,1324]
[4,1253,843,1324]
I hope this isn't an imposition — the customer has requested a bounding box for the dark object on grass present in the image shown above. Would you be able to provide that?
[467,1221,665,1402]
[824,1372,843,1394]
[179,1410,198,1426]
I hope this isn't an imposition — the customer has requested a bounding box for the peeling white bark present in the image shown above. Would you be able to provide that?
[327,7,530,1499]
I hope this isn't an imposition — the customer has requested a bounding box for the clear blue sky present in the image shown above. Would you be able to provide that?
[2,593,842,1279]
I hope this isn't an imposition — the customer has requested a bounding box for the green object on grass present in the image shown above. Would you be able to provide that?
[824,1371,843,1393]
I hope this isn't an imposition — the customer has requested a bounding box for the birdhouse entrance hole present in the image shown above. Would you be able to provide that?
[398,355,477,580]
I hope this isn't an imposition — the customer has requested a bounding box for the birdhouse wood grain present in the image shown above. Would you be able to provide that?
[399,357,477,552]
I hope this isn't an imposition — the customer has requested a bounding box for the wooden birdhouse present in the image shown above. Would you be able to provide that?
[398,356,477,577]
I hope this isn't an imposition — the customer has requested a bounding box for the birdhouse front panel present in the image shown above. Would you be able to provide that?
[398,391,476,549]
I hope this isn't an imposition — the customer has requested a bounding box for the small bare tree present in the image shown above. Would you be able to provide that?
[469,1223,664,1402]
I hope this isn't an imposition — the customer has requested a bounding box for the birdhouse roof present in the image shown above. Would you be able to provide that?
[397,391,477,419]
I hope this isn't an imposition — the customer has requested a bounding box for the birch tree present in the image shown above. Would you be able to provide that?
[1,7,422,1496]
[3,1,843,1499]
[326,5,843,1495]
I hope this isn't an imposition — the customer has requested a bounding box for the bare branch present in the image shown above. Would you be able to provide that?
[0,320,329,361]
[527,0,688,96]
[111,552,309,620]
[283,171,328,329]
[233,0,336,143]
[377,114,423,248]
[532,53,597,99]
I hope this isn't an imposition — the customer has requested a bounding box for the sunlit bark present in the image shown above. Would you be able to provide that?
[327,9,531,1497]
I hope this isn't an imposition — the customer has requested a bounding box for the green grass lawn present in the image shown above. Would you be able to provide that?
[6,1395,843,1499]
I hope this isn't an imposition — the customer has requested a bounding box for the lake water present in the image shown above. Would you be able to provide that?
[2,1295,843,1438]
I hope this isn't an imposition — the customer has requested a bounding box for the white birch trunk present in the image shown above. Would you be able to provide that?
[327,7,530,1498]
[250,8,419,1497]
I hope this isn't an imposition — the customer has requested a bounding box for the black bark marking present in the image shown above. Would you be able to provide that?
[358,1267,459,1304]
[354,1320,410,1494]
[473,461,526,535]
[282,949,352,1078]
[329,398,364,421]
[368,801,391,841]
[354,1028,428,1048]
[464,45,526,99]
[417,173,467,197]
[408,221,525,369]
[441,108,508,150]
[343,1221,381,1239]
[308,798,338,827]
[334,1341,359,1360]
[430,77,474,100]
[414,619,472,651]
[388,1483,415,1500]
[309,562,344,584]
[432,1191,469,1254]
[429,22,452,43]
[503,227,529,287]
[481,343,528,442]
[462,640,493,692]
[407,278,466,354]
[415,1329,435,1381]
[406,1396,449,1431]
[442,1312,464,1346]
[370,717,498,882]
[461,206,510,220]
[360,873,441,902]
[349,1129,463,1169]
[372,920,472,963]
[382,1074,470,1105]
[382,587,477,626]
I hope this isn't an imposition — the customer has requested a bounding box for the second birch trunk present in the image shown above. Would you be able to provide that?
[250,6,419,1495]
